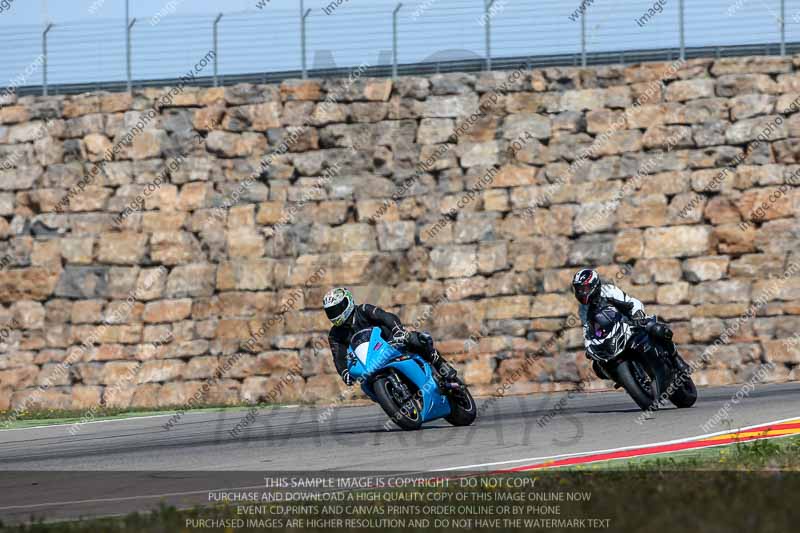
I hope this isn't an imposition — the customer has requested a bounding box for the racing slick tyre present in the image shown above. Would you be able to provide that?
[614,358,664,411]
[373,375,423,431]
[668,371,698,408]
[444,385,477,427]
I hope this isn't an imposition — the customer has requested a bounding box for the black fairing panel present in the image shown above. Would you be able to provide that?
[628,328,652,354]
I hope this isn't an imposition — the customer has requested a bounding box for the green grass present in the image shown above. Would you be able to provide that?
[567,434,800,472]
[0,403,302,430]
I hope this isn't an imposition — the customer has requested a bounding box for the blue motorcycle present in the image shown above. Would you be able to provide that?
[347,327,477,430]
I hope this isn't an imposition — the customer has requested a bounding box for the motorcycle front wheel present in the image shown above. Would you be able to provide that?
[614,357,665,411]
[373,374,423,431]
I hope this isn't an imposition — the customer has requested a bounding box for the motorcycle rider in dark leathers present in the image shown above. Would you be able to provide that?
[572,268,691,380]
[324,287,459,388]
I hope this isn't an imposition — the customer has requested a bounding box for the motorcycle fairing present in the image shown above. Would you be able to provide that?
[349,328,451,422]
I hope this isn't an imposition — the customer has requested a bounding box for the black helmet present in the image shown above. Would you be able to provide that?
[572,268,601,305]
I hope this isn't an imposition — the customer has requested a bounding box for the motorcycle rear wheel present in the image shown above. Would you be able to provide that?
[445,385,477,427]
[373,375,423,431]
[668,371,698,408]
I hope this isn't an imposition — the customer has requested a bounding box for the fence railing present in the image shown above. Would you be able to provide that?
[2,0,800,97]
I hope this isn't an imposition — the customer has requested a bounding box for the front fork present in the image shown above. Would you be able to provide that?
[386,371,413,404]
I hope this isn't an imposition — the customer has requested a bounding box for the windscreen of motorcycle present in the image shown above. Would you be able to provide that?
[587,309,632,360]
[349,329,373,366]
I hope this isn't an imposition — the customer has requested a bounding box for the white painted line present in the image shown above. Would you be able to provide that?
[5,412,797,515]
[0,403,302,433]
[435,415,800,471]
[533,431,800,471]
[0,413,175,432]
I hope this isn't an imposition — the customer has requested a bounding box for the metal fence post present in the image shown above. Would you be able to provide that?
[42,23,53,96]
[485,0,496,71]
[301,0,311,79]
[780,0,786,56]
[213,13,223,87]
[678,0,685,60]
[393,3,403,79]
[581,8,587,67]
[125,0,131,92]
[127,18,136,92]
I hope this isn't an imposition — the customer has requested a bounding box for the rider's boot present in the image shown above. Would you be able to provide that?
[409,331,461,390]
[430,351,461,390]
[647,321,692,376]
[663,339,692,375]
[672,351,692,375]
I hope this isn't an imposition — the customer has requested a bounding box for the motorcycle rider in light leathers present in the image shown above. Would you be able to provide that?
[323,287,459,388]
[572,268,691,380]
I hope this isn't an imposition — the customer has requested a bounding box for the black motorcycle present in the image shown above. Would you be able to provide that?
[586,307,697,411]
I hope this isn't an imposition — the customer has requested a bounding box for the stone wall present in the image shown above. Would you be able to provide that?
[1,54,800,413]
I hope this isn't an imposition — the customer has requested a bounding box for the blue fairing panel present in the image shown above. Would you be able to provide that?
[386,357,450,422]
[349,327,451,423]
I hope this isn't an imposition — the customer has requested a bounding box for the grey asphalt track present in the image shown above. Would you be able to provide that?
[1,382,799,524]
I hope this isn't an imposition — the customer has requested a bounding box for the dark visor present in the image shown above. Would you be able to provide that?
[575,286,592,297]
[325,299,349,321]
[574,285,593,302]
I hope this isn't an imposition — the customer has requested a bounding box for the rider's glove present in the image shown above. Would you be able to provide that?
[341,369,353,386]
[390,326,409,347]
[416,331,434,348]
[647,321,673,341]
[405,331,435,352]
[631,311,652,328]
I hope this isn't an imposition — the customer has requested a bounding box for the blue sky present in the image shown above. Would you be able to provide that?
[0,0,797,87]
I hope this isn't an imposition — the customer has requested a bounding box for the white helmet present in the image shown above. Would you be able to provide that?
[323,287,355,327]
